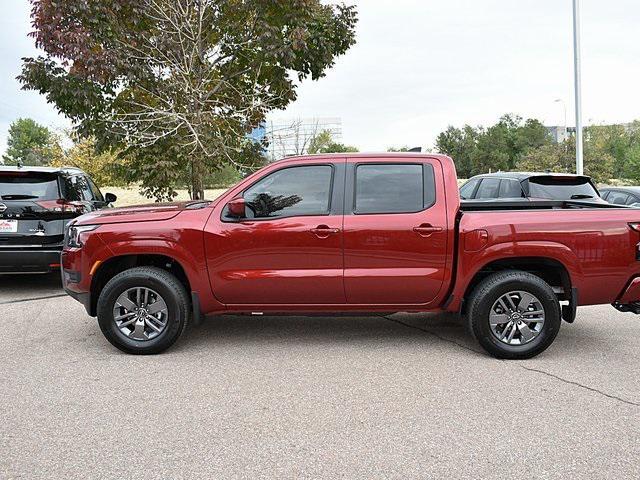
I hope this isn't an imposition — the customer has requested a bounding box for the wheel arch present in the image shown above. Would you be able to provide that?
[89,254,192,317]
[460,256,573,314]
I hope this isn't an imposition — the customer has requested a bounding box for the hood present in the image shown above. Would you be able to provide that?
[74,201,211,226]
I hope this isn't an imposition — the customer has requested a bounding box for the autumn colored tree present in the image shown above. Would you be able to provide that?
[46,132,131,187]
[20,0,357,200]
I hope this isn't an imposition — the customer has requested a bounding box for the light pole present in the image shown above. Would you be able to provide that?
[573,0,584,174]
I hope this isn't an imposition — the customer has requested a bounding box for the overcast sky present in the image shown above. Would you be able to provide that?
[1,0,639,153]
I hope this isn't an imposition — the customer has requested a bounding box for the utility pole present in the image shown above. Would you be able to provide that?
[573,0,584,174]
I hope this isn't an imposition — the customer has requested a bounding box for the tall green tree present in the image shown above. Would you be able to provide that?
[2,118,53,166]
[516,137,614,184]
[20,0,358,200]
[435,114,551,177]
[435,125,478,178]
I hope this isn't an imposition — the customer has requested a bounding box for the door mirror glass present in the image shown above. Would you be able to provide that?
[227,197,246,218]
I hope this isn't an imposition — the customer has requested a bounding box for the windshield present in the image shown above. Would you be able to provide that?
[527,177,598,200]
[0,173,60,201]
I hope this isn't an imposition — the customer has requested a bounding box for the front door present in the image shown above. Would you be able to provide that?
[343,159,449,305]
[204,161,346,305]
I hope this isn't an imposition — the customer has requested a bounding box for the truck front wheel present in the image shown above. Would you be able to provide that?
[96,267,190,354]
[467,271,562,359]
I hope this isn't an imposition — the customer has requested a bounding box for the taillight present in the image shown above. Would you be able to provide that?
[629,224,640,261]
[37,199,87,214]
[36,199,65,212]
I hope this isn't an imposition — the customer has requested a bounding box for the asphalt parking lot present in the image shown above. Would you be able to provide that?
[1,275,639,479]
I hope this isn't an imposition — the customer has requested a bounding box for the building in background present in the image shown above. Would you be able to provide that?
[263,118,343,161]
[546,126,576,144]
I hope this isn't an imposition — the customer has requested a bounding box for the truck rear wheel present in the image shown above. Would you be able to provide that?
[97,267,190,354]
[467,271,561,359]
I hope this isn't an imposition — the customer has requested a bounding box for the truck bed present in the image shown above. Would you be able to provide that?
[449,203,640,311]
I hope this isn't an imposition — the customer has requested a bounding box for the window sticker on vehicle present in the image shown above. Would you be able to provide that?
[0,219,18,233]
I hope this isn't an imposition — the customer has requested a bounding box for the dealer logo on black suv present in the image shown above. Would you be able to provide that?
[0,203,7,213]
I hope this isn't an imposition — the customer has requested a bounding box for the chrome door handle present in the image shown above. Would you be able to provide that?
[413,225,443,237]
[310,225,340,237]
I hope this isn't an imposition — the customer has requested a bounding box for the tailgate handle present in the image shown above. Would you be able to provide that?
[413,224,443,237]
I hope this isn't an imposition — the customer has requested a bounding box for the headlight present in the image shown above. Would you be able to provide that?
[67,224,99,248]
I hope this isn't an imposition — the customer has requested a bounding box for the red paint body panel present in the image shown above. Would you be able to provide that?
[342,157,451,305]
[61,153,640,318]
[618,277,640,304]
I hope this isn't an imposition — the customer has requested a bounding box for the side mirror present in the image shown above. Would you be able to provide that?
[227,197,246,218]
[104,193,117,204]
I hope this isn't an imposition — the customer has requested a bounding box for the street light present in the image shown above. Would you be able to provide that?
[573,0,584,174]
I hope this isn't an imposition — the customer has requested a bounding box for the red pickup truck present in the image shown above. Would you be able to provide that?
[61,154,640,359]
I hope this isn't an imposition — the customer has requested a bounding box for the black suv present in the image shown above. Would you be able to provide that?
[0,166,116,273]
[459,172,606,203]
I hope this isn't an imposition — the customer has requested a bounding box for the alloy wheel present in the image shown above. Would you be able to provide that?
[112,287,169,341]
[489,290,546,345]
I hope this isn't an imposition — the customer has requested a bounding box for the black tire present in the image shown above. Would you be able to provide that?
[467,271,561,360]
[97,267,190,354]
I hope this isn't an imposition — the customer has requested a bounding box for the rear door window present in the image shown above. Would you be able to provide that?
[354,164,435,214]
[0,172,60,200]
[498,179,524,198]
[603,190,630,205]
[459,178,480,199]
[475,178,501,199]
[626,195,640,206]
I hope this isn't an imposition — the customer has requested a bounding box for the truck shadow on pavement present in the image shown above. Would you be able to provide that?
[177,312,485,357]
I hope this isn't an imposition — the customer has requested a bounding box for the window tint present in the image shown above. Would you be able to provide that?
[243,165,332,219]
[86,177,104,202]
[63,175,95,201]
[0,173,59,200]
[459,178,480,199]
[476,178,501,199]
[626,195,640,206]
[527,177,598,200]
[355,164,435,214]
[606,191,631,205]
[498,179,524,198]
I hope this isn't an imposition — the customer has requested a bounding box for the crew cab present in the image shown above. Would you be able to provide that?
[61,154,640,359]
[0,166,116,273]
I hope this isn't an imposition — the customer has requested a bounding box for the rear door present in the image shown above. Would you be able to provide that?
[0,171,69,249]
[342,158,449,305]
